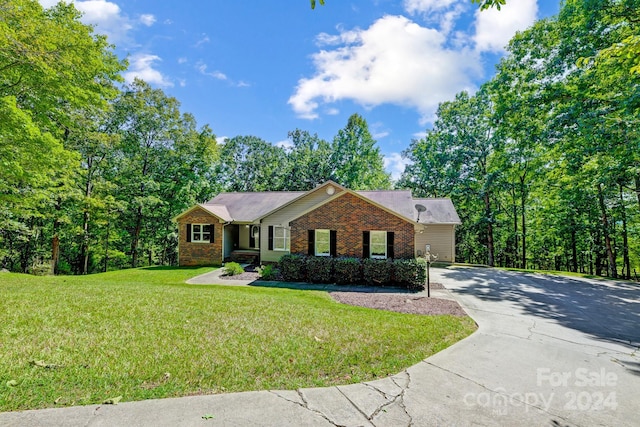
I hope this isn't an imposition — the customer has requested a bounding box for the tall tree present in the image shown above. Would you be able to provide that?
[331,113,391,190]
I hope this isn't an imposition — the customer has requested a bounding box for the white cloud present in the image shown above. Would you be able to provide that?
[288,15,481,123]
[383,152,412,181]
[403,0,467,35]
[178,57,188,64]
[123,54,173,87]
[403,0,457,15]
[473,0,538,53]
[139,14,156,27]
[275,140,294,152]
[195,35,210,48]
[74,0,133,43]
[196,63,227,81]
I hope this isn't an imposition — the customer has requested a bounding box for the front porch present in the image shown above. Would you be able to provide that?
[223,223,261,264]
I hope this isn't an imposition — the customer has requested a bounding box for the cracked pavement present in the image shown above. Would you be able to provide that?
[1,266,638,426]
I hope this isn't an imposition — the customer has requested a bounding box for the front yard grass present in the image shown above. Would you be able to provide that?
[0,267,476,412]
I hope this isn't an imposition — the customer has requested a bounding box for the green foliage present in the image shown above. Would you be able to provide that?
[394,258,427,291]
[28,263,51,276]
[278,254,307,281]
[333,257,362,285]
[256,264,277,280]
[362,258,393,286]
[331,113,392,190]
[306,256,333,283]
[222,262,244,276]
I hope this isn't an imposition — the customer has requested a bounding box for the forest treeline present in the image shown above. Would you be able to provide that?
[1,0,638,278]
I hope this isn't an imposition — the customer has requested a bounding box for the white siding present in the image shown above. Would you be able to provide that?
[260,186,344,263]
[415,224,456,262]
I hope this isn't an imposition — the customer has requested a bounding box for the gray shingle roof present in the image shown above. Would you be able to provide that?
[412,198,461,224]
[206,191,305,222]
[202,187,460,225]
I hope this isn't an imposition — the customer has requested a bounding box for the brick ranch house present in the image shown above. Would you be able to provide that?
[174,181,461,266]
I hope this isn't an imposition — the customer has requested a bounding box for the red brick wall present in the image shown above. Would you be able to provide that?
[177,208,223,266]
[290,192,415,258]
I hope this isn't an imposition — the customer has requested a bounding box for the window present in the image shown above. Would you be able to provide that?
[273,226,288,251]
[315,229,331,256]
[191,224,212,243]
[370,231,387,259]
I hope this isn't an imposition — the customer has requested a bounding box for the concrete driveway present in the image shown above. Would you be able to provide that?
[1,267,638,426]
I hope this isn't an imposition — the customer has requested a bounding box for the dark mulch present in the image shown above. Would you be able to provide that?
[219,266,463,316]
[330,292,467,316]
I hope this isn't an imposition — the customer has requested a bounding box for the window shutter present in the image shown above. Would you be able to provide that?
[330,230,337,257]
[387,231,395,259]
[268,226,274,250]
[209,224,215,243]
[308,230,315,256]
[186,224,192,242]
[362,231,370,258]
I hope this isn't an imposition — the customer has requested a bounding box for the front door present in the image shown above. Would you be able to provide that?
[249,225,260,249]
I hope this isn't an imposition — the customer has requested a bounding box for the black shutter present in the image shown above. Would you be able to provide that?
[362,231,370,258]
[330,230,337,257]
[268,226,274,250]
[387,231,394,259]
[209,224,215,243]
[186,224,192,242]
[249,226,256,248]
[308,230,315,256]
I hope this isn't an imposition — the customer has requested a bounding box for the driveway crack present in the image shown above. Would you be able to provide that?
[83,405,101,427]
[268,390,343,427]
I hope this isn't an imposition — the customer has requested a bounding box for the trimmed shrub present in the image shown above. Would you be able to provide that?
[223,262,244,276]
[256,264,277,280]
[334,257,362,285]
[279,254,307,282]
[394,258,427,291]
[362,258,393,286]
[306,256,333,283]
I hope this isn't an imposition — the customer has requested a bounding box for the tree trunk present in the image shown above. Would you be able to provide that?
[570,218,578,273]
[130,206,143,268]
[520,176,527,270]
[597,183,617,278]
[484,192,495,267]
[619,184,630,280]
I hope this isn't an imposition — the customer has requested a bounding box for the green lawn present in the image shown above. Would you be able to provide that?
[0,267,476,412]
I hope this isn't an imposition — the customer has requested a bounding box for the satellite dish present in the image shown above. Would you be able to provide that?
[415,204,426,222]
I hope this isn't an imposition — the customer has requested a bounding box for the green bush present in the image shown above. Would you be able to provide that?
[279,254,307,281]
[256,264,277,280]
[334,257,362,285]
[223,262,244,276]
[306,256,333,283]
[362,258,393,286]
[394,258,427,290]
[29,262,51,276]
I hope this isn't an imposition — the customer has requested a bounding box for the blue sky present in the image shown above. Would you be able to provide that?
[41,0,560,179]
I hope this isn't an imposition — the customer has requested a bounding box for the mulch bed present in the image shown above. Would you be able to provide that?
[219,267,465,316]
[330,292,467,316]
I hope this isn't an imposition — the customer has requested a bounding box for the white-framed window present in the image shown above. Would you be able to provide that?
[370,230,387,259]
[274,226,288,251]
[192,224,212,243]
[315,229,331,256]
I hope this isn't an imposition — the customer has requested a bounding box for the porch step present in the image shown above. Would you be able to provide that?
[229,250,259,264]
